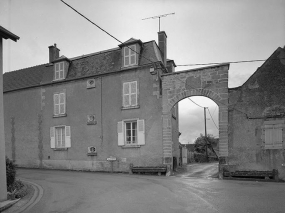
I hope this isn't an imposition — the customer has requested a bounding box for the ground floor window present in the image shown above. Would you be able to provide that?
[118,119,145,146]
[262,120,284,149]
[50,126,71,149]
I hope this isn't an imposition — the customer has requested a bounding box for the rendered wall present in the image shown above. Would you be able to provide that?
[228,48,285,180]
[4,66,165,172]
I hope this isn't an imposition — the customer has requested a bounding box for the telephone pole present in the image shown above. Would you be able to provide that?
[204,107,208,162]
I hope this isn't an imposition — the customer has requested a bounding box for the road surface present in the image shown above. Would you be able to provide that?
[7,166,285,213]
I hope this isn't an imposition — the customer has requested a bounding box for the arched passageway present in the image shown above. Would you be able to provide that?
[161,64,229,170]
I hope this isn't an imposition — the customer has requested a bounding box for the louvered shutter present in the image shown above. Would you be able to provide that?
[54,94,59,115]
[264,125,273,149]
[137,119,145,145]
[59,62,64,79]
[59,93,65,114]
[130,81,137,106]
[273,124,282,149]
[123,83,130,107]
[65,126,71,148]
[118,121,124,146]
[50,127,55,148]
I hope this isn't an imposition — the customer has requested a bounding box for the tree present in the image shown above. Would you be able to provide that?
[194,134,219,161]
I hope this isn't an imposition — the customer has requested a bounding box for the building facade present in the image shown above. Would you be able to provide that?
[228,46,285,180]
[4,32,179,172]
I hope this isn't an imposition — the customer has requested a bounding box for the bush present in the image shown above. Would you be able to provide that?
[6,157,16,188]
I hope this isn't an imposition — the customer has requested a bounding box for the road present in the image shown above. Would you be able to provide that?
[7,165,285,213]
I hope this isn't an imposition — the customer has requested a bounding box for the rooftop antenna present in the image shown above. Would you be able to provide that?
[142,12,175,31]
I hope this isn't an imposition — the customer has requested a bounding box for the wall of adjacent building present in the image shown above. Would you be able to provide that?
[228,47,285,180]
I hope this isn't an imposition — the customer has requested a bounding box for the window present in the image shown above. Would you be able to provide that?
[54,92,66,116]
[50,126,71,149]
[124,45,136,67]
[123,81,138,107]
[118,119,145,146]
[262,120,285,149]
[54,62,64,80]
[125,121,137,144]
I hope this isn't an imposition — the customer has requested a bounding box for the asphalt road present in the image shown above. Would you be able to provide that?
[12,164,285,213]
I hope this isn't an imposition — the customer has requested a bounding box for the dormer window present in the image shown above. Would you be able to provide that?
[55,62,64,80]
[124,45,137,67]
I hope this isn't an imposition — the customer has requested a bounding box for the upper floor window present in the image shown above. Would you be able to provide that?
[55,62,64,80]
[124,45,136,67]
[123,81,138,108]
[54,92,66,116]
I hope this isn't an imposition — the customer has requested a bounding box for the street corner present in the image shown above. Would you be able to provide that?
[2,180,43,213]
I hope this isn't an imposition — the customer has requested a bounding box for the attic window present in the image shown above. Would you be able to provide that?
[124,45,137,67]
[54,62,65,80]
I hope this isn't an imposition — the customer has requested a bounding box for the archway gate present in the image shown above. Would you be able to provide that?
[161,64,229,168]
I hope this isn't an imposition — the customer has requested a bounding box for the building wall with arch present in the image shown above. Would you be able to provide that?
[161,64,229,167]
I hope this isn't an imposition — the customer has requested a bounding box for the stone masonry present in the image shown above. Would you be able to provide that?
[161,64,230,166]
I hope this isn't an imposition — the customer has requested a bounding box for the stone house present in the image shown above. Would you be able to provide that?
[4,31,179,172]
[228,46,285,180]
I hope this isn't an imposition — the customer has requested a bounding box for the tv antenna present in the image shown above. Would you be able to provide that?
[142,12,175,31]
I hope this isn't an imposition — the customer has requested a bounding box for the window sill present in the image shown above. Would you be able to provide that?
[52,148,68,151]
[52,78,65,82]
[53,114,67,118]
[121,145,141,149]
[121,65,138,71]
[122,105,140,110]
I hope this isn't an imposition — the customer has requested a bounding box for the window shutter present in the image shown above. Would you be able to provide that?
[264,126,273,149]
[273,125,282,149]
[54,94,59,115]
[59,93,65,114]
[50,127,55,148]
[137,119,145,145]
[123,83,130,107]
[118,121,124,146]
[65,126,71,148]
[130,82,137,106]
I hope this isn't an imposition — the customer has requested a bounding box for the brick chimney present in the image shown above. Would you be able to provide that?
[158,31,167,66]
[48,43,60,63]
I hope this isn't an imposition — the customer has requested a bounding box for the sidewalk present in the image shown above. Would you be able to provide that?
[0,180,43,213]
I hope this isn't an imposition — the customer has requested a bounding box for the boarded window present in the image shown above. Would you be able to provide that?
[264,123,283,149]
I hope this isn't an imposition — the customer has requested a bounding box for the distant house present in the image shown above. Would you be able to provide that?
[228,46,285,180]
[4,31,179,172]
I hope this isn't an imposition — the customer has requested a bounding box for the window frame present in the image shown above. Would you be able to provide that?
[55,126,66,148]
[123,45,137,67]
[54,92,66,116]
[50,125,71,149]
[125,120,138,145]
[122,81,138,108]
[54,62,65,81]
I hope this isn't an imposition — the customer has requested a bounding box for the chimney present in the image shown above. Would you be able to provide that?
[48,43,60,63]
[158,31,167,66]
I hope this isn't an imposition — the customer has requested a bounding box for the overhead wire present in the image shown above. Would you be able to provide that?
[60,0,254,118]
[207,108,219,130]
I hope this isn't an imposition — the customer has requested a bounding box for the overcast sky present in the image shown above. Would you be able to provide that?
[1,0,284,144]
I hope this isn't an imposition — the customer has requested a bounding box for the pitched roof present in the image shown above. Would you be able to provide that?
[0,25,20,42]
[3,40,163,92]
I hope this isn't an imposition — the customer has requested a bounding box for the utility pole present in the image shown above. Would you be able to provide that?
[142,12,175,32]
[204,107,208,162]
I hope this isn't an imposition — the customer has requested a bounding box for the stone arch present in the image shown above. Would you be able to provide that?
[161,64,229,168]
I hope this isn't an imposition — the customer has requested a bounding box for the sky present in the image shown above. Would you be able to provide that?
[1,0,284,144]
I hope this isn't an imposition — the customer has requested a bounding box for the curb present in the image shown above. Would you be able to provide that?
[0,180,43,213]
[0,199,20,212]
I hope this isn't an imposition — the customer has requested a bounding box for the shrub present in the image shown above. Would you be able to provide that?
[6,157,16,188]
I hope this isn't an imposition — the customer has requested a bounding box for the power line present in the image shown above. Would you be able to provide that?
[187,97,205,108]
[176,58,285,67]
[60,0,156,67]
[207,108,219,130]
[60,0,250,118]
